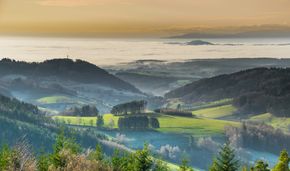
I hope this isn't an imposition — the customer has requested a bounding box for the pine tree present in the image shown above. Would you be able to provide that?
[251,160,270,171]
[134,144,153,171]
[209,143,239,171]
[50,128,80,168]
[273,149,289,171]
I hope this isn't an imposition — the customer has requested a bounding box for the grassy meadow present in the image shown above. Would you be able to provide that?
[53,114,119,128]
[54,112,239,137]
[37,96,74,104]
[192,104,236,119]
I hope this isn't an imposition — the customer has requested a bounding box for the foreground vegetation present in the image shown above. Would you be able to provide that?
[0,129,289,171]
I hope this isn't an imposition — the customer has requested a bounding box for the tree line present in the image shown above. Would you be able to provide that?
[118,116,160,130]
[0,130,289,171]
[154,108,193,117]
[111,100,147,115]
[64,105,99,117]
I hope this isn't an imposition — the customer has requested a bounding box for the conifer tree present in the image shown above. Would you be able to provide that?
[134,144,153,171]
[209,143,239,171]
[251,160,270,171]
[273,150,289,171]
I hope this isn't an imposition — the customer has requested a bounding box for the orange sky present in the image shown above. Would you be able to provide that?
[0,0,290,36]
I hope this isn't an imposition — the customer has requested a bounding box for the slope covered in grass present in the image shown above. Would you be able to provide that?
[157,115,239,137]
[53,114,119,128]
[37,95,74,104]
[55,113,239,137]
[192,104,236,119]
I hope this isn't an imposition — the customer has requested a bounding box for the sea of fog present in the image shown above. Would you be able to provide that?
[1,36,290,66]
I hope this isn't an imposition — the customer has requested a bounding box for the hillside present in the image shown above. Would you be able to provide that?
[0,58,140,93]
[0,59,145,113]
[0,94,55,147]
[165,67,290,117]
[109,58,290,96]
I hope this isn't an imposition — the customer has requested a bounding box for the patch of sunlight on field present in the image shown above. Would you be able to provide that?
[54,113,240,137]
[53,114,119,128]
[192,104,236,119]
[37,96,73,104]
[250,113,290,132]
[157,115,239,137]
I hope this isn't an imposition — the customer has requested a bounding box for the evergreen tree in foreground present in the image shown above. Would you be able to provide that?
[134,144,153,171]
[209,143,239,171]
[250,160,270,171]
[273,149,289,171]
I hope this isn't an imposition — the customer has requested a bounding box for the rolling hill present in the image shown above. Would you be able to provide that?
[165,67,290,117]
[0,58,145,113]
[0,58,140,93]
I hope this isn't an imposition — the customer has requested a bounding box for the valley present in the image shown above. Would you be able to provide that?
[1,58,290,170]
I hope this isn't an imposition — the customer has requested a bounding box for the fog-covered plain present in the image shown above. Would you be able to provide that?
[1,37,290,66]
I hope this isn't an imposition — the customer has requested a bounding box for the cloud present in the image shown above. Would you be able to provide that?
[37,0,98,7]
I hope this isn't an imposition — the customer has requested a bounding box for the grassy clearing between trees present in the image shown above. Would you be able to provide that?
[37,96,74,104]
[54,113,239,137]
[192,104,237,119]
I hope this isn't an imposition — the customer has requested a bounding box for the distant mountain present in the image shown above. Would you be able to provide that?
[165,68,290,117]
[0,58,140,93]
[186,40,214,45]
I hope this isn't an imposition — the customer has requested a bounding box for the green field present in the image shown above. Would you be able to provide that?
[53,114,119,128]
[37,96,74,104]
[54,113,239,137]
[157,114,239,137]
[249,113,290,132]
[192,104,236,119]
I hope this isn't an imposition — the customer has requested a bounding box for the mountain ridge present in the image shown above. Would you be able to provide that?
[0,58,141,94]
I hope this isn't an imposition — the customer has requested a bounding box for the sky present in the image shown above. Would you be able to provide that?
[0,0,290,37]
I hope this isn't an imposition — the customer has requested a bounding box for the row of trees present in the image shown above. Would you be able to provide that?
[64,105,99,116]
[118,116,160,130]
[111,100,147,115]
[1,130,289,171]
[154,108,193,117]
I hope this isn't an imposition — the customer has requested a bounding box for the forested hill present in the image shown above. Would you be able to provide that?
[0,94,41,122]
[0,58,140,93]
[165,67,290,117]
